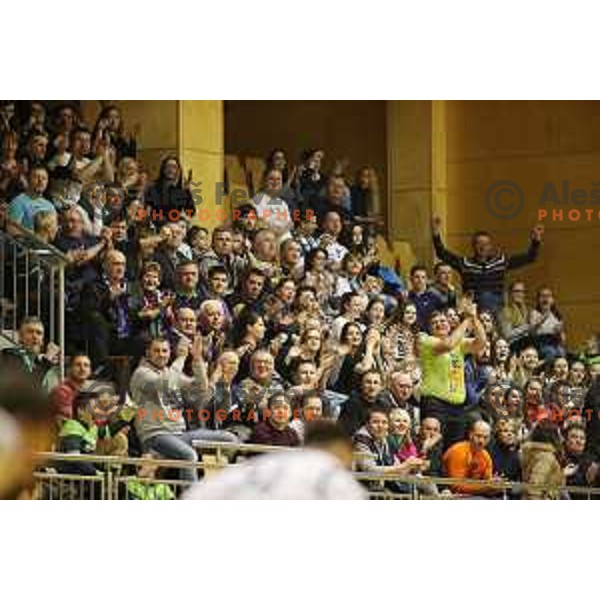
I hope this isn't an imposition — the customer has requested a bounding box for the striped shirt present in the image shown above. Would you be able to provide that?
[433,234,540,303]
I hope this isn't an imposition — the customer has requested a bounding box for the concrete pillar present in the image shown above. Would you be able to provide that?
[176,101,225,230]
[386,100,447,270]
[81,100,225,229]
[80,101,178,179]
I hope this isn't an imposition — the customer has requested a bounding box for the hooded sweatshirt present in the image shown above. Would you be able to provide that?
[131,356,212,445]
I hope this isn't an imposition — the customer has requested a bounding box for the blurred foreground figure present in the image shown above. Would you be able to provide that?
[0,408,24,498]
[184,422,366,500]
[0,369,54,499]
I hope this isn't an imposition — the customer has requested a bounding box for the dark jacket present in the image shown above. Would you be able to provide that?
[82,277,132,339]
[421,440,444,478]
[429,284,457,310]
[465,358,493,408]
[489,440,521,482]
[584,379,600,460]
[564,450,594,496]
[54,233,102,314]
[0,347,55,389]
[143,182,195,224]
[151,247,188,291]
[338,391,394,437]
[408,289,444,330]
[249,421,300,447]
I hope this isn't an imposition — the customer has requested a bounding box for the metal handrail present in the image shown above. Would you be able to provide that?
[0,220,68,377]
[32,450,600,499]
[4,219,70,263]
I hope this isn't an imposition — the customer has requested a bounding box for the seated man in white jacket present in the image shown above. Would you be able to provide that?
[131,336,237,482]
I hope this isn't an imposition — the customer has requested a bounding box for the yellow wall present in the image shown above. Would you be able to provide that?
[444,100,600,348]
[79,100,599,347]
[178,101,225,229]
[80,101,224,228]
[386,100,446,268]
[80,101,178,178]
[224,100,387,200]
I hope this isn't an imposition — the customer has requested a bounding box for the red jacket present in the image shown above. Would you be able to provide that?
[49,379,80,420]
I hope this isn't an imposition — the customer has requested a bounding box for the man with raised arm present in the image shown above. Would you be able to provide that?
[431,217,544,313]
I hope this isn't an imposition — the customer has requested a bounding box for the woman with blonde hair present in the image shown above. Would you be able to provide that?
[388,407,418,463]
[198,299,228,363]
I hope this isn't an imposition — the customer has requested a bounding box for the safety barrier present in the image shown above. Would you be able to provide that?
[0,221,68,378]
[32,453,196,500]
[30,447,600,500]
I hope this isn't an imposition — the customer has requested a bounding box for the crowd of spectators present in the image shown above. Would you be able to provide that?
[1,100,600,499]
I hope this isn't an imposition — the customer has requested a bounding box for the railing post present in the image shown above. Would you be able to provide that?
[58,263,65,379]
[49,265,55,342]
[0,236,4,330]
[12,244,17,341]
[105,466,113,500]
[25,251,29,317]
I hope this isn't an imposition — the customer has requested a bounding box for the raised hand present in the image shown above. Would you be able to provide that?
[365,327,381,349]
[44,342,61,364]
[531,223,545,242]
[190,335,204,362]
[462,297,478,320]
[184,169,193,189]
[176,337,191,359]
[431,216,442,235]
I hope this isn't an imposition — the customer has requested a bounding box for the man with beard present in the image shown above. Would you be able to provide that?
[7,166,55,232]
[0,316,60,390]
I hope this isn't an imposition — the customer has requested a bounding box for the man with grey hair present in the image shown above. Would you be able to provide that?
[234,349,286,437]
[82,249,134,369]
[389,371,419,435]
